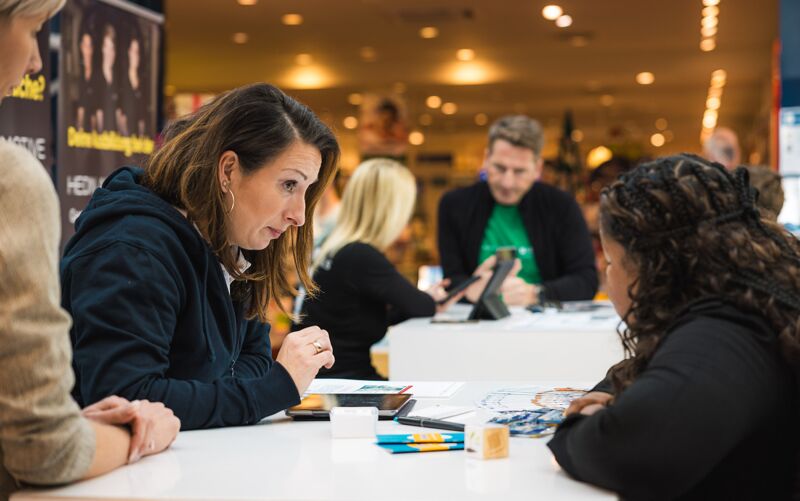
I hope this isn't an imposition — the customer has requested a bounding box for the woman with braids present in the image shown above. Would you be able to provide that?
[548,154,800,500]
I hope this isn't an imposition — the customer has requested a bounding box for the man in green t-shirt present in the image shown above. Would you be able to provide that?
[437,115,597,305]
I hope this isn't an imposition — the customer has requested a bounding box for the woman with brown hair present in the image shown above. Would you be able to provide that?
[0,1,178,497]
[63,83,339,430]
[549,154,800,499]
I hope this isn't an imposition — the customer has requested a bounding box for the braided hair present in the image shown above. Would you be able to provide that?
[599,153,800,393]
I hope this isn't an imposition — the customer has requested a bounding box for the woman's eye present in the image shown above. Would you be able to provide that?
[283,181,298,193]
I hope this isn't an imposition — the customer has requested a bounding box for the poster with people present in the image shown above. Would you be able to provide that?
[57,0,162,246]
[0,27,52,170]
[357,94,409,159]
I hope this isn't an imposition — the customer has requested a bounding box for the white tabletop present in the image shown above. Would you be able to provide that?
[14,382,615,501]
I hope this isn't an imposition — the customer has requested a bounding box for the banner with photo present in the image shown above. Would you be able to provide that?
[0,27,52,170]
[58,0,162,246]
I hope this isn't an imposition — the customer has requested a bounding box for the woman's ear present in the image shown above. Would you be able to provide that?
[218,150,238,192]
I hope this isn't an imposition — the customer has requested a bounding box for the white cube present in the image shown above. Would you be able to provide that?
[330,407,378,438]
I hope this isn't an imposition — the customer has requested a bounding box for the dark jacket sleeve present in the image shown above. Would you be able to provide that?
[547,319,782,500]
[541,194,598,301]
[66,242,299,430]
[344,244,436,325]
[437,191,470,287]
[233,319,273,379]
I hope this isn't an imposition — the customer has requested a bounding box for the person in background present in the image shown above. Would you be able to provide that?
[296,158,459,380]
[746,165,784,221]
[63,83,340,431]
[438,115,597,306]
[549,154,799,499]
[74,18,99,131]
[0,1,179,498]
[95,22,120,132]
[702,126,741,170]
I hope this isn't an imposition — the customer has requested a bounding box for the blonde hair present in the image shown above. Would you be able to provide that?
[0,0,65,18]
[314,158,416,270]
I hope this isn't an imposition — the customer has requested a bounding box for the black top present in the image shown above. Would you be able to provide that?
[297,242,436,380]
[62,167,299,431]
[437,181,597,302]
[547,298,798,500]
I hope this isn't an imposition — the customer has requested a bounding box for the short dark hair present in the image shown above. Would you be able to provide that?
[487,115,544,158]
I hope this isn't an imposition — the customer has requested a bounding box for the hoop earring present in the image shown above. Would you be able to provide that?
[222,180,236,214]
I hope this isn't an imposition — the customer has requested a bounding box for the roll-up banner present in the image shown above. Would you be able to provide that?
[58,0,163,246]
[0,27,52,170]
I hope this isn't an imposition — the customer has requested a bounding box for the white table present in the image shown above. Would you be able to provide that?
[387,305,624,381]
[13,382,615,501]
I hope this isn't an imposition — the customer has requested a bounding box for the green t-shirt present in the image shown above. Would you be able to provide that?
[478,204,541,284]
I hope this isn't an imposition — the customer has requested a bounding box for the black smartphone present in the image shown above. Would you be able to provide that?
[436,275,481,305]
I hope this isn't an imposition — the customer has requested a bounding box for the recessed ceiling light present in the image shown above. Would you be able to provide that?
[348,93,363,106]
[701,15,718,28]
[600,94,615,106]
[702,0,720,6]
[408,131,425,145]
[456,49,475,61]
[343,116,358,129]
[295,53,312,65]
[282,13,303,26]
[702,6,719,17]
[700,38,716,52]
[555,14,572,28]
[237,0,257,5]
[474,113,488,126]
[419,113,433,126]
[650,133,665,147]
[706,96,721,110]
[655,118,668,130]
[441,102,458,115]
[701,26,718,37]
[232,32,249,44]
[703,110,718,129]
[571,129,584,142]
[426,95,442,109]
[419,26,439,39]
[542,5,563,20]
[636,71,655,85]
[359,46,377,62]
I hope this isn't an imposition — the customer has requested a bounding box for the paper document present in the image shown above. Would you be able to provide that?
[305,379,464,398]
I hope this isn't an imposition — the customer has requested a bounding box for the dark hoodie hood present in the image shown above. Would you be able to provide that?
[65,166,205,258]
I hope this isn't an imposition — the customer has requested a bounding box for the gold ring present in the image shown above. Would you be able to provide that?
[312,340,323,354]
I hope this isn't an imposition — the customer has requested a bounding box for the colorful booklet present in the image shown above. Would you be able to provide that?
[376,432,465,444]
[489,408,564,438]
[378,442,465,454]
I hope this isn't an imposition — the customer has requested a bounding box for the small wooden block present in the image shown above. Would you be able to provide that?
[465,423,509,459]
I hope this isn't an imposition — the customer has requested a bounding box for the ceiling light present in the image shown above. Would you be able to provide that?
[703,110,718,129]
[474,113,488,126]
[343,116,358,129]
[426,95,442,109]
[542,5,563,20]
[232,32,249,44]
[702,0,720,6]
[701,26,718,37]
[555,15,572,28]
[701,15,719,28]
[419,114,433,126]
[282,13,303,26]
[456,49,475,61]
[700,38,716,52]
[655,118,668,130]
[706,96,721,110]
[347,93,363,106]
[441,102,458,115]
[359,46,377,62]
[237,0,257,5]
[650,133,665,147]
[419,26,439,39]
[408,131,425,146]
[295,53,312,65]
[710,69,727,87]
[571,129,584,142]
[636,71,655,85]
[702,6,719,17]
[600,94,614,106]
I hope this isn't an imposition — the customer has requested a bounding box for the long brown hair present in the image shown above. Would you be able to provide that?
[144,83,340,322]
[600,154,800,393]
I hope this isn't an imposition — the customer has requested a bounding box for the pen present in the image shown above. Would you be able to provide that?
[395,416,465,432]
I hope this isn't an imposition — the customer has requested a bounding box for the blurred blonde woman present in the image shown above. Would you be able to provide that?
[0,1,178,498]
[297,158,458,380]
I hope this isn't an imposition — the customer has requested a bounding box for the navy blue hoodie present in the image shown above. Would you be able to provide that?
[61,166,300,430]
